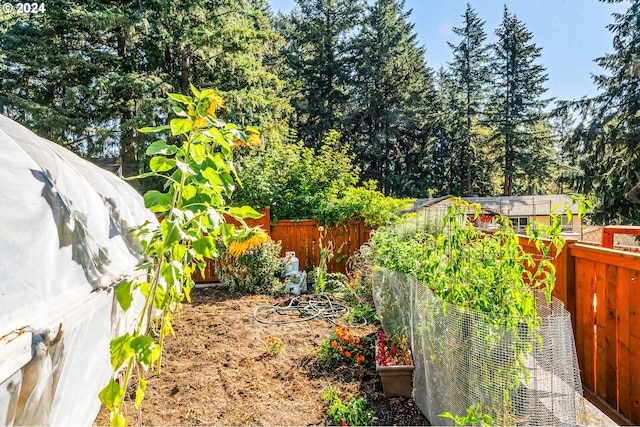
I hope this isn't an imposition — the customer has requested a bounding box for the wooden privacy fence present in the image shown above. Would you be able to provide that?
[194,207,374,282]
[519,235,640,425]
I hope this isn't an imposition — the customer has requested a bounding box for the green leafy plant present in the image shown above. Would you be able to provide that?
[322,387,375,427]
[263,336,284,356]
[317,181,414,227]
[213,227,284,294]
[440,403,495,426]
[313,226,334,293]
[99,86,261,426]
[371,198,589,425]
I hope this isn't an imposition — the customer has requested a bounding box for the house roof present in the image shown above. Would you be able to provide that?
[405,195,456,213]
[462,195,580,217]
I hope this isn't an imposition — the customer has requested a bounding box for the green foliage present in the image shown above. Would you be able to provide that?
[440,403,495,426]
[232,130,358,221]
[556,0,640,223]
[323,387,375,427]
[98,86,260,426]
[318,182,414,227]
[371,198,588,425]
[0,0,290,176]
[348,0,440,197]
[277,0,364,149]
[213,238,285,295]
[372,200,568,321]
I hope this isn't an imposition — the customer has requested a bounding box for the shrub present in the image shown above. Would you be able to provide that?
[317,181,414,227]
[213,228,284,294]
[232,130,358,221]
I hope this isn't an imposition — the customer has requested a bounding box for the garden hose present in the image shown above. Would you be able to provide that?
[253,294,358,325]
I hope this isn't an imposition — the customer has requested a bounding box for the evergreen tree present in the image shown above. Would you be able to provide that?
[349,0,439,196]
[0,0,290,178]
[487,7,551,196]
[447,3,490,196]
[277,0,364,148]
[558,0,640,223]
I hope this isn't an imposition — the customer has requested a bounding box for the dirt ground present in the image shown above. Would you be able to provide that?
[94,285,430,426]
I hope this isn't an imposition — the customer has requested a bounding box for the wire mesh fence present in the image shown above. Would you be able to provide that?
[373,268,586,426]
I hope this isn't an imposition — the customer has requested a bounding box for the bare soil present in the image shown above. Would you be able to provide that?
[95,285,430,426]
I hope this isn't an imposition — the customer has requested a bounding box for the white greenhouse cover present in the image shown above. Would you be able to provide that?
[0,115,155,425]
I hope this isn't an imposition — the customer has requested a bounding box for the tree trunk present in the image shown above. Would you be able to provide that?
[181,44,191,93]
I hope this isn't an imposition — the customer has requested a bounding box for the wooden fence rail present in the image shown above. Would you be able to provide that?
[194,208,373,282]
[519,236,640,425]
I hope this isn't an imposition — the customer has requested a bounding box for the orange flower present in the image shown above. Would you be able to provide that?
[330,340,338,348]
[187,104,195,116]
[355,354,365,365]
[344,351,351,358]
[233,139,247,148]
[339,419,347,426]
[339,349,345,355]
[193,116,208,129]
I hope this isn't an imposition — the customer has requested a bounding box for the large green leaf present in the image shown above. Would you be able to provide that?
[146,140,178,156]
[167,93,193,104]
[130,335,159,367]
[98,379,124,411]
[228,206,262,219]
[115,280,133,312]
[150,156,176,173]
[170,118,192,136]
[138,125,170,133]
[110,334,134,370]
[160,219,184,248]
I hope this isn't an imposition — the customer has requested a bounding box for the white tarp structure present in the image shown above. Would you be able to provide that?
[0,115,154,425]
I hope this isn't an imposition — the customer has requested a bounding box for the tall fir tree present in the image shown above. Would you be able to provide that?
[277,0,364,149]
[558,0,640,223]
[487,7,552,196]
[447,3,490,196]
[349,0,439,196]
[0,0,290,178]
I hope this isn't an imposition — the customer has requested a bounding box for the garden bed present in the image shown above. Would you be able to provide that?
[93,285,429,426]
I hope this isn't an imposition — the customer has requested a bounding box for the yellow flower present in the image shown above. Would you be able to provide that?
[206,93,225,115]
[193,116,208,129]
[187,104,195,117]
[227,227,270,258]
[248,134,260,146]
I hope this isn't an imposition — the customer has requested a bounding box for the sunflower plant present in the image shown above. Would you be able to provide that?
[213,226,284,294]
[99,85,262,426]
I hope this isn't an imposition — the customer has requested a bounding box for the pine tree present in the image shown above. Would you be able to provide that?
[487,7,551,196]
[558,0,640,223]
[447,3,491,196]
[277,0,364,148]
[349,0,439,196]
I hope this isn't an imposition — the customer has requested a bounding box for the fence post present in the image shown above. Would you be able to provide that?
[557,233,579,334]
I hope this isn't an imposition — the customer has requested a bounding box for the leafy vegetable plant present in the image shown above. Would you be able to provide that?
[98,86,261,426]
[322,387,374,426]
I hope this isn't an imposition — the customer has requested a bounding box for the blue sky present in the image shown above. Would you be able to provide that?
[269,0,630,104]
